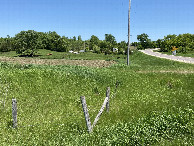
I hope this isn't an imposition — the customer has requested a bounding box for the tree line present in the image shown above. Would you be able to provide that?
[0,30,128,56]
[1,30,193,57]
[134,33,194,53]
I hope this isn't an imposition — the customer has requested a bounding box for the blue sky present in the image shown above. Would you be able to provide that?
[0,0,193,42]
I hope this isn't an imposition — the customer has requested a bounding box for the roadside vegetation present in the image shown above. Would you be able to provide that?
[134,33,194,58]
[0,50,193,145]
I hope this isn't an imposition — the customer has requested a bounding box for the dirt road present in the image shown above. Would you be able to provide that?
[139,49,194,64]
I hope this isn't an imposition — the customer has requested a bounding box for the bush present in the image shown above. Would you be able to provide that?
[0,37,12,52]
[15,30,39,57]
[0,41,10,52]
[93,45,101,54]
[137,44,144,50]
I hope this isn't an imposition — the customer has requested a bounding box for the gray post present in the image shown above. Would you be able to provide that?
[91,97,108,131]
[12,99,17,128]
[127,0,131,65]
[106,87,110,112]
[80,96,92,133]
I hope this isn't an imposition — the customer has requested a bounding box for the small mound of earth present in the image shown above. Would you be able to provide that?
[0,56,116,67]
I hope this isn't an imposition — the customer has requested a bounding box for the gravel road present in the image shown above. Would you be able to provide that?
[139,49,194,64]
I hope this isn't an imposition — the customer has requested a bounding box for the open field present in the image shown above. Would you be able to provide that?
[0,49,127,67]
[0,56,116,67]
[0,49,126,60]
[0,51,194,145]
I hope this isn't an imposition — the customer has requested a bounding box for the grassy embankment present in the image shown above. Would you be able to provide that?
[0,51,193,145]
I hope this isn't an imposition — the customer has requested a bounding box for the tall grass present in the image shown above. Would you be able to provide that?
[0,51,193,145]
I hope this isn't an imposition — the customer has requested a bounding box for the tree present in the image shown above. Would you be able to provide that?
[93,45,101,54]
[14,30,39,56]
[47,31,61,51]
[118,41,127,54]
[73,36,76,41]
[137,33,150,49]
[0,36,12,52]
[104,34,117,51]
[99,40,108,53]
[77,35,84,50]
[78,35,82,41]
[164,34,177,41]
[90,35,100,50]
[105,34,117,45]
[155,33,194,53]
[56,36,70,52]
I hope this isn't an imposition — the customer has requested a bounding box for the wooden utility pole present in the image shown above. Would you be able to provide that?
[127,0,131,65]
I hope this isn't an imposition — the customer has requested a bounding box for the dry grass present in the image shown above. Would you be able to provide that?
[0,56,116,67]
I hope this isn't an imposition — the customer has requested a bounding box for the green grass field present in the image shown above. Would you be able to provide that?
[0,51,193,145]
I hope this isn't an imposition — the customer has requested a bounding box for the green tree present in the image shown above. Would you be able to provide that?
[0,36,12,52]
[105,34,117,48]
[78,35,82,41]
[103,34,117,53]
[70,36,83,51]
[56,36,70,52]
[48,31,61,51]
[90,35,100,50]
[93,44,101,54]
[137,33,150,49]
[156,33,194,53]
[99,40,108,53]
[73,36,76,41]
[105,34,116,44]
[118,41,127,54]
[15,30,39,56]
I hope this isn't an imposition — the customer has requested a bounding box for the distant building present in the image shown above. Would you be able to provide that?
[73,52,79,54]
[113,48,118,53]
[130,46,137,50]
[79,50,85,53]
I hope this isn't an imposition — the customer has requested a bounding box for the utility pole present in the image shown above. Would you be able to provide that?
[127,0,131,65]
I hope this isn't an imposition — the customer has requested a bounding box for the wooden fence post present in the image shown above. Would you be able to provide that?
[91,97,108,131]
[12,99,17,128]
[80,96,92,133]
[106,87,110,112]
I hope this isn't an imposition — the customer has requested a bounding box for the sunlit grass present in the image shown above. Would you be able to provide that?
[0,49,126,61]
[0,51,193,145]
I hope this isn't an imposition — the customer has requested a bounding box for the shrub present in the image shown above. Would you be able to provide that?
[15,30,39,57]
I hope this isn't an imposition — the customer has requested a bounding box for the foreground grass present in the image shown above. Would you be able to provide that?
[0,51,193,145]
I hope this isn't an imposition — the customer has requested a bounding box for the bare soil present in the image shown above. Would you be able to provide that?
[0,56,116,67]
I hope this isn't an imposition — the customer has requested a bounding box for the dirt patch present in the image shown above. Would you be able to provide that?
[0,56,116,67]
[137,70,194,74]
